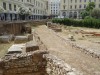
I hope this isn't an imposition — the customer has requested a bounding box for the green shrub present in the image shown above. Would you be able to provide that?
[52,18,100,29]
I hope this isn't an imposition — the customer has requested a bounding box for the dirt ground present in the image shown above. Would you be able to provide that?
[49,37,100,75]
[52,26,100,75]
[0,42,13,58]
[34,25,100,75]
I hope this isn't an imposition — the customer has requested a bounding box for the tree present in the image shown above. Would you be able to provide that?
[80,10,89,19]
[86,2,95,17]
[91,8,100,19]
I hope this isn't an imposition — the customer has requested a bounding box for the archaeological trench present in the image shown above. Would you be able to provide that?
[0,23,81,75]
[0,22,100,75]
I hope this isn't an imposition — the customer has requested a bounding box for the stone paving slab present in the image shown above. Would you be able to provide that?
[8,44,26,54]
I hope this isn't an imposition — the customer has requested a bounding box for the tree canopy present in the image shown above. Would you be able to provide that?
[91,8,100,19]
[86,2,95,12]
[81,2,95,19]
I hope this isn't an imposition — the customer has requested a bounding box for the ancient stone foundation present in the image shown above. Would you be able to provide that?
[0,51,81,75]
[44,54,81,75]
[0,25,82,75]
[0,50,48,75]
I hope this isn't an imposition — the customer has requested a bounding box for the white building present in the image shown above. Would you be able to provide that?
[60,0,100,19]
[0,0,47,21]
[47,0,60,18]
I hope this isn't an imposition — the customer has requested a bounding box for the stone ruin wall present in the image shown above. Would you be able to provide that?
[0,51,81,75]
[44,54,81,75]
[0,51,48,75]
[34,32,47,50]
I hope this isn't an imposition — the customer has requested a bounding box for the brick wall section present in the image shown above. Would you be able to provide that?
[0,50,48,75]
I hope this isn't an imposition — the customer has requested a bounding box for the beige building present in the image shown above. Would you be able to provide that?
[60,0,100,18]
[33,0,47,19]
[47,0,60,18]
[0,0,47,21]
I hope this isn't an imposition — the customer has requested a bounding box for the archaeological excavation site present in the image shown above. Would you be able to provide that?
[0,21,100,75]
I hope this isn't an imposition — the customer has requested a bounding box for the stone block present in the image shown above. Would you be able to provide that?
[14,36,28,44]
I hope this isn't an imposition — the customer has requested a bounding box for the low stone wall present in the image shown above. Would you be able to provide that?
[0,51,82,75]
[71,42,100,60]
[34,32,47,50]
[57,34,100,60]
[47,23,62,32]
[44,54,81,75]
[0,50,48,75]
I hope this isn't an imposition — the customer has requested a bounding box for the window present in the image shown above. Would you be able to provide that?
[84,0,86,2]
[34,0,35,5]
[71,0,72,3]
[14,5,16,11]
[36,10,37,14]
[64,0,65,3]
[36,1,37,6]
[3,2,6,10]
[63,5,65,9]
[99,4,100,7]
[84,4,86,8]
[75,5,77,9]
[62,12,66,17]
[79,5,81,8]
[75,0,77,3]
[9,4,12,10]
[38,10,39,14]
[70,5,72,9]
[27,0,29,2]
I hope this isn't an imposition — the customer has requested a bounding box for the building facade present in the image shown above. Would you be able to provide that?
[0,0,47,21]
[60,0,100,18]
[47,0,60,18]
[33,0,47,20]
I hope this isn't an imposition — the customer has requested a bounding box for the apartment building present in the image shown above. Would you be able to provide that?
[33,0,47,20]
[60,0,100,18]
[0,0,47,21]
[47,0,60,18]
